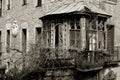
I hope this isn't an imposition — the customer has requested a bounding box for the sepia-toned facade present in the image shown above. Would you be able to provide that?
[0,0,119,80]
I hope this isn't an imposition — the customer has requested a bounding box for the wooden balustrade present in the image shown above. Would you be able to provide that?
[28,46,120,71]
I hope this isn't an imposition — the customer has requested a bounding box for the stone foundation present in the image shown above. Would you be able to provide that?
[44,69,74,80]
[43,69,103,80]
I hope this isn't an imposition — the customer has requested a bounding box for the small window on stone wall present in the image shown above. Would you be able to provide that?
[23,0,27,5]
[7,30,10,53]
[36,0,42,7]
[36,27,42,44]
[7,0,10,10]
[22,29,27,52]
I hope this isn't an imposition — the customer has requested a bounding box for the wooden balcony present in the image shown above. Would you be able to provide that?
[42,48,75,70]
[75,50,106,72]
[33,46,120,72]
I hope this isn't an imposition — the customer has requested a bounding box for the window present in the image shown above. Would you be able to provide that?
[7,30,10,52]
[23,0,27,5]
[0,31,2,52]
[36,0,42,7]
[70,19,81,48]
[55,24,63,47]
[43,24,51,47]
[22,29,27,52]
[90,17,97,30]
[88,18,105,51]
[88,32,97,51]
[97,20,105,50]
[0,0,2,17]
[36,27,42,44]
[7,0,10,10]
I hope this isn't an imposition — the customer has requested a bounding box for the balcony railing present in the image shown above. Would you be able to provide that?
[40,46,120,71]
[75,50,106,71]
[104,46,120,66]
[12,45,120,74]
[42,48,75,69]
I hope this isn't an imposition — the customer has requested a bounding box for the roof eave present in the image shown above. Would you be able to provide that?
[39,11,111,20]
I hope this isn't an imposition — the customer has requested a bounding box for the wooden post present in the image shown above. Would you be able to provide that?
[104,21,107,51]
[67,20,70,49]
[96,19,99,50]
[51,23,55,48]
[81,17,86,50]
[62,21,68,49]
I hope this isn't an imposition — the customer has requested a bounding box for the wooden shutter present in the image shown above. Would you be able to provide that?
[107,25,114,54]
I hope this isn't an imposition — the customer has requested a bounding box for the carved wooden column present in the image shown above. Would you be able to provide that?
[81,17,86,50]
[67,20,71,49]
[62,21,68,49]
[51,22,55,48]
[96,19,99,50]
[104,21,107,51]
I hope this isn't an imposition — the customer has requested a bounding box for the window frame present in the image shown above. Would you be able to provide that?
[88,30,97,51]
[22,29,27,52]
[43,23,51,47]
[7,30,10,53]
[69,19,81,49]
[36,0,42,7]
[7,0,10,10]
[36,27,42,44]
[22,0,27,6]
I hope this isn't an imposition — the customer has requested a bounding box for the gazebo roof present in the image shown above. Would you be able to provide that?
[40,1,111,19]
